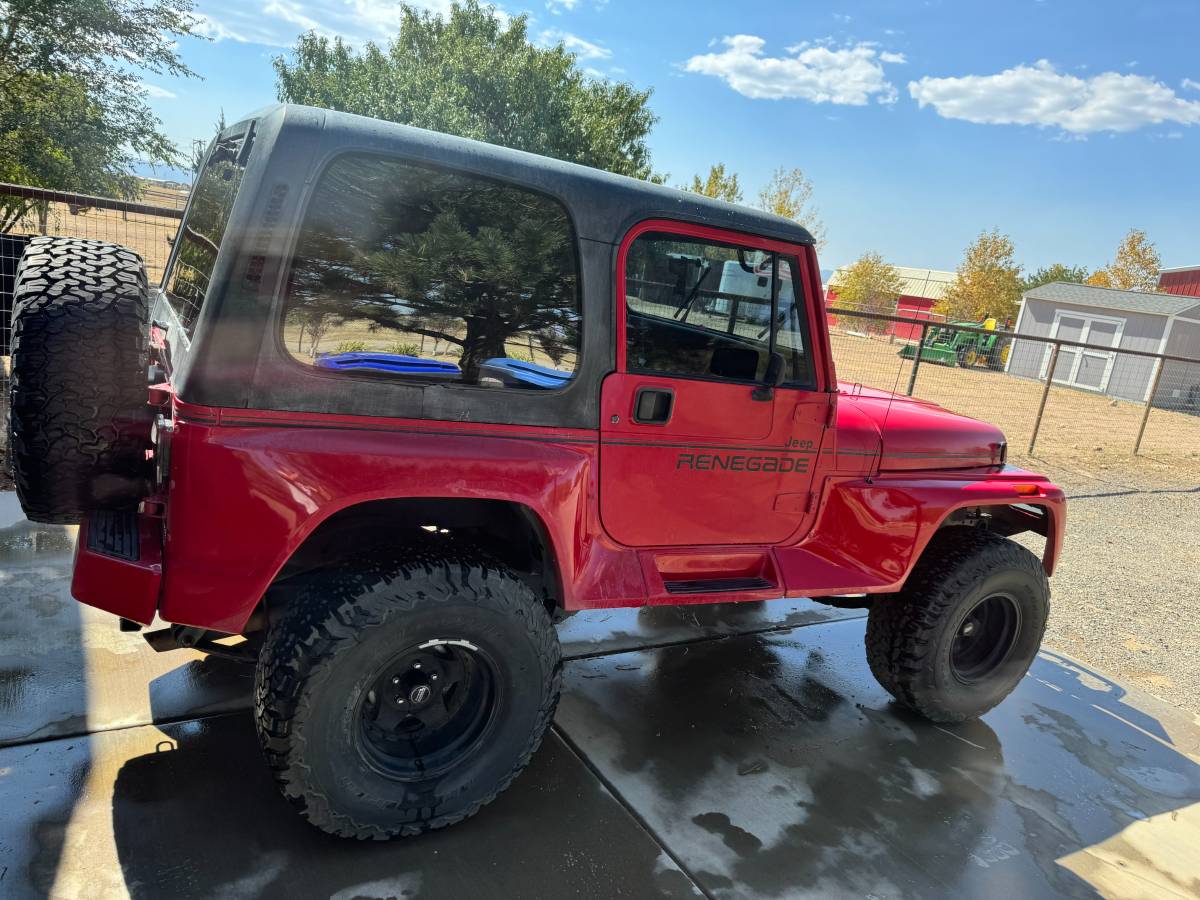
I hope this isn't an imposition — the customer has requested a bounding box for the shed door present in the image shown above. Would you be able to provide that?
[1040,312,1124,392]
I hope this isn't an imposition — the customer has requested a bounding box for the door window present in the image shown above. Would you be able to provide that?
[623,232,814,388]
[281,154,581,389]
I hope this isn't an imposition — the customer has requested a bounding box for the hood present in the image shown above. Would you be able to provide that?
[836,382,1006,472]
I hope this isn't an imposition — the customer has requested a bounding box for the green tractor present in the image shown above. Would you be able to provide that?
[899,318,1010,371]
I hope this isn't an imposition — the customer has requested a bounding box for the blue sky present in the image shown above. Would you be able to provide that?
[141,0,1200,275]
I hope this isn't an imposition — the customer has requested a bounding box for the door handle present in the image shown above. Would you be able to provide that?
[632,388,673,425]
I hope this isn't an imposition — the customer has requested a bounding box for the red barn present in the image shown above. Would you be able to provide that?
[826,266,955,339]
[1158,265,1200,298]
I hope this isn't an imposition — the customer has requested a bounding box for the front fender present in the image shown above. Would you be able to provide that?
[776,466,1065,597]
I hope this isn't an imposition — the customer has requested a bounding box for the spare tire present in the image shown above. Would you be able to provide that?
[7,236,151,524]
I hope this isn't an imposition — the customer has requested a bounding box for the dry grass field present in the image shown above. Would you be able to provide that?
[830,329,1200,487]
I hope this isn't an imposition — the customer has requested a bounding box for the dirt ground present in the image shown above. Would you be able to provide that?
[830,329,1200,487]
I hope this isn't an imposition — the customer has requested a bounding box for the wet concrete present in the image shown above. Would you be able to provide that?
[556,621,1200,899]
[1,490,1198,898]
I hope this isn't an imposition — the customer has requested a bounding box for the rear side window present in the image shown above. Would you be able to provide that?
[624,232,814,387]
[162,136,248,336]
[282,154,581,390]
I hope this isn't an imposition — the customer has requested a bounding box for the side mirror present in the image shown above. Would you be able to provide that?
[752,352,785,401]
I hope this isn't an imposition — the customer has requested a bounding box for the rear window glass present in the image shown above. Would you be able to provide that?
[162,137,248,336]
[281,154,581,390]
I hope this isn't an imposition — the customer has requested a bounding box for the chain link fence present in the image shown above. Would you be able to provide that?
[828,305,1200,484]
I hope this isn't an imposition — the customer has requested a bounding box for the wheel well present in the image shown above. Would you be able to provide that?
[937,502,1051,543]
[267,498,563,617]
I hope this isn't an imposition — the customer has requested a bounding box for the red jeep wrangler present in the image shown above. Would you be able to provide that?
[7,106,1064,840]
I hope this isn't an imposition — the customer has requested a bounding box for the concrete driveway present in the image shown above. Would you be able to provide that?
[1,491,1198,899]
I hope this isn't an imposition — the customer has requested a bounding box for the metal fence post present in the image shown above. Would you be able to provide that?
[1133,357,1166,456]
[1028,342,1060,455]
[905,322,928,396]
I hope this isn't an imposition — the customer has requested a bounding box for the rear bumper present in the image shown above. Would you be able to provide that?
[71,509,163,625]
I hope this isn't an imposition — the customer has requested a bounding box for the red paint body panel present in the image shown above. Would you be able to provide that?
[72,514,164,625]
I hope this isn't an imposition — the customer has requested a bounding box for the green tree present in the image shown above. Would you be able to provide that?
[828,252,904,335]
[939,229,1023,322]
[756,166,825,249]
[686,163,742,203]
[0,0,201,230]
[1087,229,1161,292]
[1020,263,1090,294]
[273,0,658,180]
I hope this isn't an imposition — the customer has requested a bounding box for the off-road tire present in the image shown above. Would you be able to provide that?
[7,236,150,523]
[255,547,562,840]
[865,527,1049,723]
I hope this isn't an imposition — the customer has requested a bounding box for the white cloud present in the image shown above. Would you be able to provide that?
[263,0,322,32]
[908,60,1200,134]
[190,1,459,49]
[141,82,177,99]
[537,29,611,60]
[684,36,901,105]
[546,0,578,12]
[191,12,249,43]
[879,51,906,64]
[1183,78,1200,92]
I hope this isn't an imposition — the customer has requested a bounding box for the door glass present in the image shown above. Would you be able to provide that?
[624,232,814,388]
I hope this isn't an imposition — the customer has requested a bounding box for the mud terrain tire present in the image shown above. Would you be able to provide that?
[7,236,150,523]
[255,547,562,840]
[865,527,1049,723]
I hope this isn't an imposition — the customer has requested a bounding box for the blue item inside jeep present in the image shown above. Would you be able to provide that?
[315,352,461,378]
[478,358,571,389]
[315,352,568,389]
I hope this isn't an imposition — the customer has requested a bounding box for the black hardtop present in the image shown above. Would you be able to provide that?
[245,104,816,248]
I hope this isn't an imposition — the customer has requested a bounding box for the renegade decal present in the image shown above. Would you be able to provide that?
[675,452,810,473]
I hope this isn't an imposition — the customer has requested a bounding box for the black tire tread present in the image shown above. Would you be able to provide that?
[254,545,562,840]
[865,527,1048,723]
[8,236,150,523]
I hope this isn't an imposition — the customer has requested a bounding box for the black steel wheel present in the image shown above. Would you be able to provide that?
[255,547,561,840]
[357,640,500,780]
[865,527,1049,723]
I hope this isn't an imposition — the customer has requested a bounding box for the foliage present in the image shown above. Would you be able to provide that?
[686,163,742,203]
[939,229,1023,322]
[1087,229,1161,292]
[505,350,533,363]
[756,166,825,249]
[0,0,200,230]
[388,342,422,356]
[273,0,658,180]
[333,340,368,354]
[828,252,904,335]
[285,155,579,380]
[1020,263,1090,294]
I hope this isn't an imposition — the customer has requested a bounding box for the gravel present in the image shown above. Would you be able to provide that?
[1015,461,1200,716]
